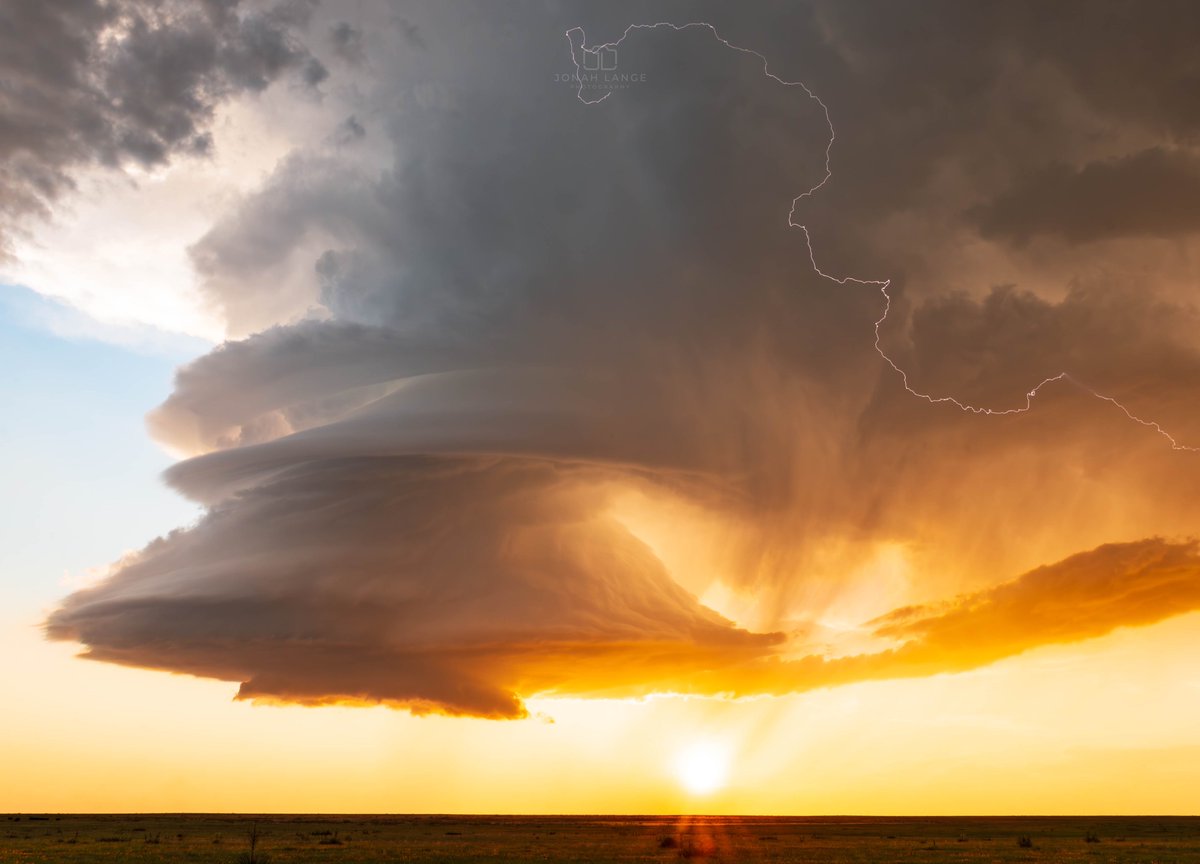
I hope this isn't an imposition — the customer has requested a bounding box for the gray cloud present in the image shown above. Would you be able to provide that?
[394,15,426,50]
[973,149,1200,245]
[328,20,365,65]
[46,455,781,718]
[878,278,1200,413]
[0,0,323,256]
[190,16,834,336]
[333,115,366,144]
[46,1,1200,716]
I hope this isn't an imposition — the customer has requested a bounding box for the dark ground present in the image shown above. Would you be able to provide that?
[2,815,1199,863]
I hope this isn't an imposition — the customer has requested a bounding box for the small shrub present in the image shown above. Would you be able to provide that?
[240,823,268,864]
[677,837,717,858]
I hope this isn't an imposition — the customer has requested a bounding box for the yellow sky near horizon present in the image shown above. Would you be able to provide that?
[3,607,1198,814]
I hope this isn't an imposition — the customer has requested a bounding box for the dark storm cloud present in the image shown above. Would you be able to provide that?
[328,20,365,64]
[394,15,426,50]
[334,115,366,144]
[879,278,1200,412]
[973,149,1200,244]
[754,1,1200,301]
[48,1,1200,716]
[0,0,322,256]
[1009,1,1200,140]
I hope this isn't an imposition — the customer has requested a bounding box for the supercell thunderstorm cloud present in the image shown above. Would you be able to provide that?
[36,1,1200,718]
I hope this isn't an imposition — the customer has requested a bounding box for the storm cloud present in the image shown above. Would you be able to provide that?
[40,1,1200,716]
[46,455,783,718]
[0,0,323,256]
[973,149,1200,245]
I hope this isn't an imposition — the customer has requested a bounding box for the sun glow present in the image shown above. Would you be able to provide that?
[673,738,732,796]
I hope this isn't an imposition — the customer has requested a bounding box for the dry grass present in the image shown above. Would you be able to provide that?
[1,814,1199,863]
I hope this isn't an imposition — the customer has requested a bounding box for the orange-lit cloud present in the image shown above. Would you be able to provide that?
[685,538,1200,699]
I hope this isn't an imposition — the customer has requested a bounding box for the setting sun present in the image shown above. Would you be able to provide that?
[673,739,733,796]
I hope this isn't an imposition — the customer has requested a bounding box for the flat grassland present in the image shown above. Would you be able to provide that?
[2,815,1199,863]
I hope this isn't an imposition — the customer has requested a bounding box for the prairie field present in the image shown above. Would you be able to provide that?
[2,815,1199,863]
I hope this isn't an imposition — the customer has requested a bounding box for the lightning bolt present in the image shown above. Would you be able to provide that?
[566,22,1198,452]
